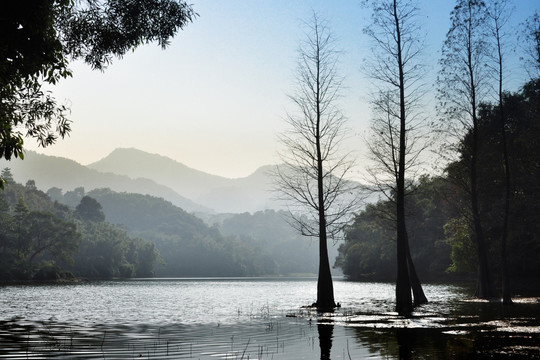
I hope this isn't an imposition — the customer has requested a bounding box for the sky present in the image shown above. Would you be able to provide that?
[25,0,540,179]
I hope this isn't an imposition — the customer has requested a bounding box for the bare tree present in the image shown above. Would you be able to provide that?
[487,0,513,305]
[438,0,497,299]
[363,0,428,315]
[274,13,360,310]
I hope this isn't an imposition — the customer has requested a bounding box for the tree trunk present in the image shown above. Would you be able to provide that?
[393,0,425,315]
[396,210,412,315]
[406,240,428,304]
[496,26,512,305]
[499,92,512,305]
[501,139,512,304]
[316,226,336,310]
[396,164,412,314]
[316,123,335,309]
[466,3,496,299]
[471,115,497,299]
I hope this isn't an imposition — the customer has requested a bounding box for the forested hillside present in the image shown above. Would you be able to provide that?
[0,174,158,281]
[42,186,326,277]
[0,168,337,280]
[87,188,255,277]
[88,190,338,276]
[0,149,283,214]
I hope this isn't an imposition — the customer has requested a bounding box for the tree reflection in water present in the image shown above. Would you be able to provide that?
[396,328,414,360]
[318,322,334,360]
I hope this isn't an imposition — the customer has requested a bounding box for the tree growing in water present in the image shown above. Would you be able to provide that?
[274,13,360,310]
[363,0,428,315]
[437,0,497,299]
[486,0,513,304]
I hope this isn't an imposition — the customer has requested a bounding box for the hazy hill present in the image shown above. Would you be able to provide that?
[87,148,225,196]
[88,148,279,213]
[85,188,286,276]
[0,151,209,213]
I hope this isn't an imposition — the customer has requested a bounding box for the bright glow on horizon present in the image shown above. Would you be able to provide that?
[23,0,539,179]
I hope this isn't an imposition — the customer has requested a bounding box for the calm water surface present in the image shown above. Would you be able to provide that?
[1,277,539,359]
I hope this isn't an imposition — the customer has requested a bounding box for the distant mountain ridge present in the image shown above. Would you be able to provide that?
[0,151,210,213]
[1,148,280,213]
[87,148,229,198]
[88,148,279,213]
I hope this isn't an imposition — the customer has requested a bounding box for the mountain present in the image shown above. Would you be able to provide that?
[0,151,209,213]
[88,148,280,213]
[88,148,226,197]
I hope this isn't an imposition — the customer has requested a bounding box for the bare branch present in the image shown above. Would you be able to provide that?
[272,13,363,243]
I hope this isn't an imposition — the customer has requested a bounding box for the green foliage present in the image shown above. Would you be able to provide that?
[0,0,196,186]
[24,210,80,265]
[0,185,81,280]
[0,176,159,281]
[335,202,395,280]
[58,0,197,70]
[75,196,105,222]
[71,221,153,278]
[443,217,477,274]
[7,182,317,279]
[33,260,72,281]
[81,191,320,277]
[63,187,85,208]
[0,1,72,162]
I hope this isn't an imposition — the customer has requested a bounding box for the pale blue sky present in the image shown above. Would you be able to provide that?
[26,0,539,178]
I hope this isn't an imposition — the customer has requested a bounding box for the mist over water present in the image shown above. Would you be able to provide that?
[1,278,539,359]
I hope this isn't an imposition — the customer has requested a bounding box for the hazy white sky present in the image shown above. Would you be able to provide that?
[25,0,539,178]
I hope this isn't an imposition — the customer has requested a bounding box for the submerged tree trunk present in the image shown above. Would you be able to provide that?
[493,11,512,304]
[500,141,512,304]
[396,204,413,315]
[316,223,336,310]
[406,240,428,304]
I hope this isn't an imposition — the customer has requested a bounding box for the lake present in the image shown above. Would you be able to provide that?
[0,277,539,359]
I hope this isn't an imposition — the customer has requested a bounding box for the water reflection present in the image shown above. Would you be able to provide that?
[350,327,472,359]
[318,322,333,359]
[396,328,413,360]
[1,280,539,359]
